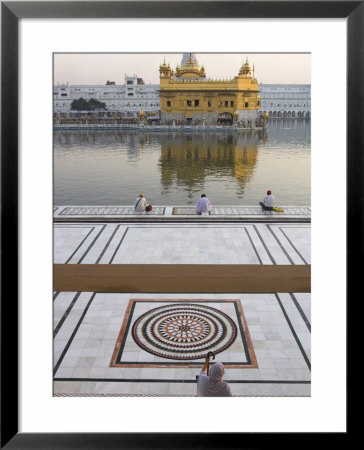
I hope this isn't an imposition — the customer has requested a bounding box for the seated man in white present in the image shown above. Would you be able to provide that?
[196,194,212,215]
[259,189,274,211]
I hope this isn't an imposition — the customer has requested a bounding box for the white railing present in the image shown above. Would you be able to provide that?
[53,123,262,131]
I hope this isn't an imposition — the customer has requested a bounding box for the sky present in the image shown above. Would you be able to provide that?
[53,53,311,86]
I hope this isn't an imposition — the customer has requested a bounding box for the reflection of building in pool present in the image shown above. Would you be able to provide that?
[259,84,311,119]
[159,54,261,125]
[159,132,260,193]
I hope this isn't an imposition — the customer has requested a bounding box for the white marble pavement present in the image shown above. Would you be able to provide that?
[53,221,311,396]
[54,223,310,265]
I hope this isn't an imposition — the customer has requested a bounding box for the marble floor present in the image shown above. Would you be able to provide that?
[53,222,311,396]
[54,223,310,265]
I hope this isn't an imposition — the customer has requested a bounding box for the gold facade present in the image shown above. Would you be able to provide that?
[159,55,261,125]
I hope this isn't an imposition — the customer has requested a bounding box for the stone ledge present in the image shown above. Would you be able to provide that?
[56,206,166,216]
[172,206,311,216]
[53,205,310,222]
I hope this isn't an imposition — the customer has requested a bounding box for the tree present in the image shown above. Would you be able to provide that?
[88,98,107,111]
[70,98,107,111]
[70,98,89,111]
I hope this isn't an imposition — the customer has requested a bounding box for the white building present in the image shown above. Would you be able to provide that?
[258,84,311,119]
[53,75,160,118]
[54,77,310,121]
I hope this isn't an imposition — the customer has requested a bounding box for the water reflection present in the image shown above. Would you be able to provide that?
[159,131,262,195]
[53,120,310,206]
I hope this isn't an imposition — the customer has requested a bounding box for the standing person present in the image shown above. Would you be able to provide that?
[197,356,232,397]
[135,193,147,212]
[196,194,212,215]
[259,189,274,211]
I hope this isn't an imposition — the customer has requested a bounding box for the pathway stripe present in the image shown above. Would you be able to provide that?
[267,225,295,264]
[244,227,263,264]
[279,227,309,264]
[289,292,311,332]
[64,227,95,264]
[96,224,120,264]
[275,293,311,371]
[77,225,106,264]
[53,292,96,376]
[252,224,276,264]
[109,227,129,263]
[53,292,81,338]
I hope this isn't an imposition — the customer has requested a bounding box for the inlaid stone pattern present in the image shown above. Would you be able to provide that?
[58,206,166,216]
[174,206,311,216]
[55,205,310,217]
[212,206,311,216]
[131,303,237,360]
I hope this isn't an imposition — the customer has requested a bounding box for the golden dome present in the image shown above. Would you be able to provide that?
[239,58,252,76]
[159,57,171,70]
[176,54,206,79]
[159,57,173,78]
[183,55,199,68]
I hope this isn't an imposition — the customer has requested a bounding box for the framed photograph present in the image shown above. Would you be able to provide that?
[2,1,360,448]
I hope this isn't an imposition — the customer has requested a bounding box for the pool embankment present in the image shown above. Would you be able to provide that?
[53,205,311,223]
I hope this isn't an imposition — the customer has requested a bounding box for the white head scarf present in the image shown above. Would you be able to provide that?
[197,362,231,396]
[209,362,224,382]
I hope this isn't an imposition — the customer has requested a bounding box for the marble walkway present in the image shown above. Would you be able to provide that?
[53,218,311,397]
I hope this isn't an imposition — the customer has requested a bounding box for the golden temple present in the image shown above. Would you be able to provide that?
[159,54,261,126]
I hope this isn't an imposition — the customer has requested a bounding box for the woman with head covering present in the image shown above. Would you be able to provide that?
[197,358,232,397]
[135,193,147,212]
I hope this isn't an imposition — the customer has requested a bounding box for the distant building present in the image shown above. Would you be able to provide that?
[53,58,311,123]
[159,54,261,125]
[53,75,160,120]
[258,84,311,119]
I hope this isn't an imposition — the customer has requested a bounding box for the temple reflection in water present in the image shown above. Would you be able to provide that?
[53,120,309,206]
[159,131,265,196]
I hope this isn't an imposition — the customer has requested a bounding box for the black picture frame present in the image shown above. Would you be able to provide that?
[1,1,359,448]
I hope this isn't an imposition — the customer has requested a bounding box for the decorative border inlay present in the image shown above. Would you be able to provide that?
[173,206,311,216]
[59,206,166,216]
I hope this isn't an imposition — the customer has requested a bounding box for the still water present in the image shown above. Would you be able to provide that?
[53,120,310,206]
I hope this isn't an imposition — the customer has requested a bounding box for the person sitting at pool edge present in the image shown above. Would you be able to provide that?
[135,193,147,212]
[196,194,212,215]
[259,190,274,211]
[197,359,232,397]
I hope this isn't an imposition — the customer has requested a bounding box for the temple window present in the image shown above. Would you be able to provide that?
[225,101,229,107]
[194,100,199,107]
[230,101,234,107]
[208,100,212,107]
[245,102,249,108]
[167,101,171,107]
[186,100,192,107]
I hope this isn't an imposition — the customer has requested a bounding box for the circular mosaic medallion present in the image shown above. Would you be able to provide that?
[132,303,237,360]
